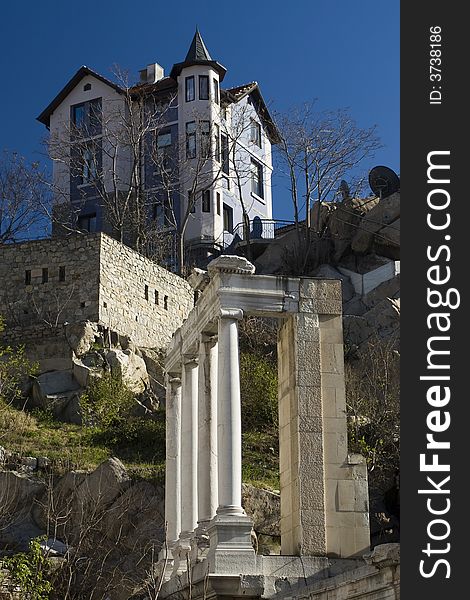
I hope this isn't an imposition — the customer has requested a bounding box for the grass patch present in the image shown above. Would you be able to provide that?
[0,400,166,481]
[242,430,279,491]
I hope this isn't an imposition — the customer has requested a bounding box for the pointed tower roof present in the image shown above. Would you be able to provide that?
[170,30,226,81]
[185,29,212,62]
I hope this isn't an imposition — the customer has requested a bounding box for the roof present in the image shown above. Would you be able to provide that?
[129,76,177,97]
[185,29,212,62]
[222,82,281,144]
[37,66,124,128]
[170,30,227,81]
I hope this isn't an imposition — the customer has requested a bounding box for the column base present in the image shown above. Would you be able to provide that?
[172,534,193,576]
[206,511,256,574]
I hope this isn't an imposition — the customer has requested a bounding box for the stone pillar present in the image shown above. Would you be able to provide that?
[165,375,182,548]
[174,356,199,575]
[197,335,218,529]
[278,279,370,558]
[207,308,255,573]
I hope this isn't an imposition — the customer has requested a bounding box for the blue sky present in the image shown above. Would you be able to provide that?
[0,0,399,221]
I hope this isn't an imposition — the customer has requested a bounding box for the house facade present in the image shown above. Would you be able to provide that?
[38,30,279,269]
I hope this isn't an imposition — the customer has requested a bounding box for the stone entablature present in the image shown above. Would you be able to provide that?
[0,233,193,351]
[161,255,370,590]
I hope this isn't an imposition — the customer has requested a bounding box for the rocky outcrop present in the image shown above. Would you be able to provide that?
[105,350,150,394]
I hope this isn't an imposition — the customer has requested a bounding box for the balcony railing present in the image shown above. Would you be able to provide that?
[229,219,295,247]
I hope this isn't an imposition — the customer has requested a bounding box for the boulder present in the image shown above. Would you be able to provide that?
[105,349,149,393]
[0,471,47,551]
[140,348,165,401]
[65,321,98,357]
[242,484,280,537]
[30,370,83,424]
[72,353,104,388]
[75,457,131,514]
[351,192,400,254]
[102,481,165,551]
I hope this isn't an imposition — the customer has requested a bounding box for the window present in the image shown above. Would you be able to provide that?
[214,124,220,162]
[42,268,49,284]
[157,128,172,168]
[188,190,196,213]
[202,190,211,213]
[145,285,149,301]
[80,144,98,184]
[185,76,195,102]
[155,290,159,305]
[59,266,66,282]
[164,295,168,310]
[250,119,262,147]
[251,159,264,199]
[216,192,221,215]
[200,120,211,158]
[221,134,229,175]
[71,98,101,136]
[186,121,196,158]
[25,270,31,285]
[77,213,97,232]
[213,78,219,104]
[153,197,172,228]
[199,75,209,100]
[223,203,233,233]
[83,83,91,91]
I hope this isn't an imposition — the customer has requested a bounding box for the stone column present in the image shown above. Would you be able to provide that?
[197,335,218,530]
[165,375,182,548]
[207,308,255,573]
[180,357,199,539]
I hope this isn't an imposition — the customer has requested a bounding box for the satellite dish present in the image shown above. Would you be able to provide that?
[339,180,350,201]
[369,166,400,199]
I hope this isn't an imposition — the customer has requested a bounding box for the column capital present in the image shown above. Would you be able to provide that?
[200,332,218,345]
[169,376,182,386]
[220,307,244,321]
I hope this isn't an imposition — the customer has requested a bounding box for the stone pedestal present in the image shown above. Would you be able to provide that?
[206,513,256,574]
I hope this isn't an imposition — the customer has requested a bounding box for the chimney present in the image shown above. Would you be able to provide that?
[139,63,164,84]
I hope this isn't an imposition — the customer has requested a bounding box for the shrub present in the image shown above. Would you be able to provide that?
[79,372,135,430]
[0,316,37,403]
[240,352,278,432]
[1,539,52,600]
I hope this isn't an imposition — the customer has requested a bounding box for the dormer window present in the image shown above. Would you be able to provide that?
[185,76,195,102]
[199,75,209,100]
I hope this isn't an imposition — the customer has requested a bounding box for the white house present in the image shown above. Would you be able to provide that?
[38,30,280,269]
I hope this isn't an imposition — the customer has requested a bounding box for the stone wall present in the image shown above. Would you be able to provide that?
[0,233,193,353]
[98,235,193,348]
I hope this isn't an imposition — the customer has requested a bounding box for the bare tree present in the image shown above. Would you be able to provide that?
[276,103,381,228]
[0,151,50,243]
[46,68,177,261]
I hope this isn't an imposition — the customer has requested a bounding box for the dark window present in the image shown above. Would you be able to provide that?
[59,266,66,282]
[77,213,97,232]
[155,290,159,305]
[199,75,209,100]
[221,134,229,174]
[202,190,211,213]
[25,270,31,285]
[185,76,195,102]
[157,128,172,168]
[213,78,219,104]
[188,190,196,213]
[223,203,233,233]
[214,124,220,162]
[81,301,86,308]
[216,192,221,215]
[42,268,48,284]
[186,121,196,158]
[251,159,264,198]
[200,120,211,158]
[164,295,168,310]
[145,285,149,300]
[71,98,101,136]
[250,120,262,147]
[84,83,91,91]
[79,143,99,184]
